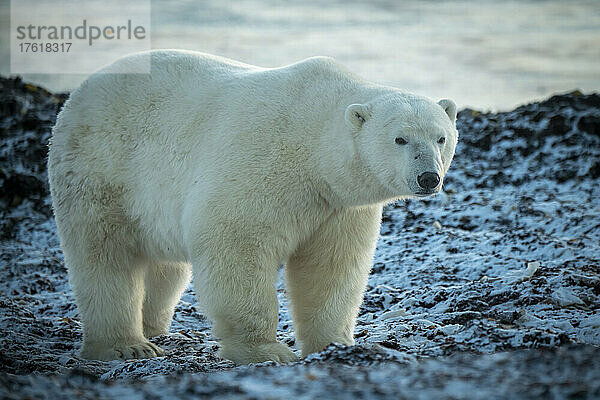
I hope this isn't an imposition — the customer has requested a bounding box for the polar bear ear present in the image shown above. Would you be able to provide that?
[345,104,371,130]
[438,99,457,124]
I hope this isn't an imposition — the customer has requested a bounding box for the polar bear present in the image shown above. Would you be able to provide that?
[47,50,458,364]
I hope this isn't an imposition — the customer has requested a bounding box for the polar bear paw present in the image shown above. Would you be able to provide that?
[81,340,165,361]
[219,341,299,365]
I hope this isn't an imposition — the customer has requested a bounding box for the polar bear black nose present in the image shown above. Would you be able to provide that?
[417,172,440,190]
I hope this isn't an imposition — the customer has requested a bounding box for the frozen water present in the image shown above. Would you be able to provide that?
[1,0,599,110]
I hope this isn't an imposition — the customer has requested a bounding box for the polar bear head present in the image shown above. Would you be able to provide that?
[340,93,458,204]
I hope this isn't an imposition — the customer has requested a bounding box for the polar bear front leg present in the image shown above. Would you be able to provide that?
[192,240,299,365]
[286,205,382,357]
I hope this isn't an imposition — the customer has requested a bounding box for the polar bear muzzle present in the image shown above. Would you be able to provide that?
[417,171,441,191]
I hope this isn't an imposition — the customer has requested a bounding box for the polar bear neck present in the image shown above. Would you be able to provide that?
[265,61,395,208]
[253,57,402,208]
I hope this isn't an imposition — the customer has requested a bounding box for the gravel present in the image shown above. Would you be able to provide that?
[1,77,598,399]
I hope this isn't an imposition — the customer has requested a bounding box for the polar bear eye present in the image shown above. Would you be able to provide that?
[438,136,446,144]
[395,137,408,145]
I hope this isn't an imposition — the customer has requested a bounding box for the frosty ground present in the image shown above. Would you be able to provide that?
[0,77,599,398]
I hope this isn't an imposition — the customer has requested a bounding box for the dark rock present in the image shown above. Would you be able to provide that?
[589,161,600,179]
[544,114,571,135]
[455,90,600,186]
[577,114,600,137]
[555,168,578,183]
[0,76,67,224]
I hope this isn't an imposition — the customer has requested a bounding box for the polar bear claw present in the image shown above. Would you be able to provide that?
[82,340,165,361]
[219,341,299,365]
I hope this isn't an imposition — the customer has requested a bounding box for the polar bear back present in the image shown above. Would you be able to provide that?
[49,50,365,261]
[53,50,359,177]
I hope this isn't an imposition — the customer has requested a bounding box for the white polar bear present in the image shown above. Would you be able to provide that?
[47,50,458,364]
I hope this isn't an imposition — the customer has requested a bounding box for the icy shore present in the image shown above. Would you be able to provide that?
[1,77,599,398]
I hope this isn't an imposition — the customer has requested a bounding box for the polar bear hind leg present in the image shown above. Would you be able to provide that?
[57,184,165,361]
[142,262,192,338]
[68,251,165,360]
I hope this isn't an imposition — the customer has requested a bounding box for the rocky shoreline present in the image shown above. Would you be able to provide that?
[1,76,599,399]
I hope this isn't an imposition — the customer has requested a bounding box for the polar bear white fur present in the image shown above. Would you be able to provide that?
[48,50,458,364]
